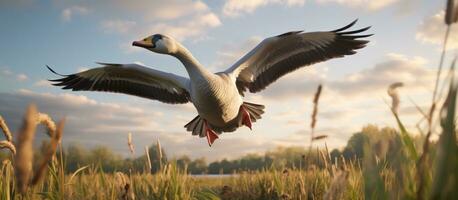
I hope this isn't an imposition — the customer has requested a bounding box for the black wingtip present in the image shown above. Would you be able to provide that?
[46,65,67,77]
[332,19,359,32]
[338,26,371,35]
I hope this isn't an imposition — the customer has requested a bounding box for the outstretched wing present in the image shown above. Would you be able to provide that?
[225,20,372,95]
[48,63,191,104]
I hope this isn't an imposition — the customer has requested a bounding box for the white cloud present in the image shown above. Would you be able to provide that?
[142,0,210,20]
[416,11,458,49]
[238,53,434,100]
[16,73,28,81]
[146,13,221,41]
[56,0,210,21]
[34,80,51,87]
[56,0,220,42]
[0,90,288,160]
[210,36,262,71]
[101,20,136,34]
[61,6,89,22]
[223,0,305,17]
[329,53,434,97]
[1,68,30,82]
[222,0,398,17]
[1,69,12,76]
[316,0,399,11]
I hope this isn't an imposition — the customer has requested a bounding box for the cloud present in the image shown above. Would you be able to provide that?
[101,20,137,34]
[223,0,305,17]
[16,73,28,81]
[0,90,285,160]
[147,13,221,41]
[1,69,12,76]
[241,53,434,100]
[0,68,29,82]
[209,36,262,71]
[141,0,210,21]
[34,80,51,87]
[61,6,89,22]
[316,0,399,11]
[56,0,220,42]
[56,0,209,21]
[330,53,434,97]
[222,0,399,17]
[416,11,458,49]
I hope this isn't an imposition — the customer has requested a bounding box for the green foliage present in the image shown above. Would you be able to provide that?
[431,61,458,199]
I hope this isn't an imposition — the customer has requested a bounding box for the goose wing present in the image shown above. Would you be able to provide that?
[224,20,372,95]
[48,63,191,104]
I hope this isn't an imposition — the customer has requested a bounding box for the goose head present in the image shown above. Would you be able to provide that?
[132,34,178,54]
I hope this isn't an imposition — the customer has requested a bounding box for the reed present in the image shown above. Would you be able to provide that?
[127,132,134,155]
[144,146,152,173]
[156,139,163,171]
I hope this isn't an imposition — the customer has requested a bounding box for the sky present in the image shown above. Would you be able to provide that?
[0,0,457,161]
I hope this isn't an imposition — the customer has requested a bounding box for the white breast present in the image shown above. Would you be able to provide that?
[190,74,243,127]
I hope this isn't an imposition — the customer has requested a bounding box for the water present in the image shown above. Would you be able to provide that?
[190,174,238,178]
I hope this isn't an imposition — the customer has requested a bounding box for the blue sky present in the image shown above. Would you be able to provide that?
[0,0,457,161]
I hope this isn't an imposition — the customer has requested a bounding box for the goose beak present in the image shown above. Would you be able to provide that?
[132,41,151,48]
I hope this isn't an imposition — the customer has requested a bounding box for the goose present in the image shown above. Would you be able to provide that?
[48,20,372,147]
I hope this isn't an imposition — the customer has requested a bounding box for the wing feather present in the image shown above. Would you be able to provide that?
[48,63,191,104]
[225,20,372,95]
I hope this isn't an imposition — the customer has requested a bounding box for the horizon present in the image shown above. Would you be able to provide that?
[1,0,456,162]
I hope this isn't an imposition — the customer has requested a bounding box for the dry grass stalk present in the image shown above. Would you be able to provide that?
[115,172,135,200]
[37,113,56,137]
[144,146,152,173]
[0,116,13,142]
[32,119,65,185]
[0,116,16,155]
[127,132,134,155]
[0,141,16,155]
[446,0,458,25]
[306,85,323,165]
[14,104,64,192]
[312,135,328,141]
[311,84,323,133]
[156,138,163,171]
[319,150,329,173]
[15,104,39,193]
[387,82,404,115]
[324,170,349,200]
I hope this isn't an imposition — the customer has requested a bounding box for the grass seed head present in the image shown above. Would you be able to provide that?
[0,116,13,142]
[0,141,16,155]
[15,104,39,193]
[311,84,323,131]
[387,82,404,115]
[127,132,134,155]
[32,119,65,185]
[445,0,458,25]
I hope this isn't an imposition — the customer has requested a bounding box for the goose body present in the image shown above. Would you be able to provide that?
[48,20,372,146]
[190,73,243,127]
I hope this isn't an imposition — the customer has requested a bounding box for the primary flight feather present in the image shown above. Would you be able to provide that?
[48,20,372,146]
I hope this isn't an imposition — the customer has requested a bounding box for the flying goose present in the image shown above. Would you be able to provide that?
[48,20,372,146]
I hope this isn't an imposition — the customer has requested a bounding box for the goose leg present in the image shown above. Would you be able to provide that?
[240,106,252,130]
[204,120,219,147]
